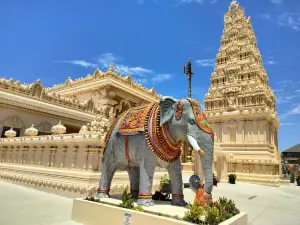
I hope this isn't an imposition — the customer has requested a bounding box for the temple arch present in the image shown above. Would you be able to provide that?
[30,79,44,98]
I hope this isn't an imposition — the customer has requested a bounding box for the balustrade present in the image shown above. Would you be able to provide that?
[0,133,105,172]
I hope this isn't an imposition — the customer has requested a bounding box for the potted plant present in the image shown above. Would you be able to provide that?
[213,174,218,186]
[228,174,236,184]
[296,174,300,186]
[290,174,295,183]
[160,174,171,193]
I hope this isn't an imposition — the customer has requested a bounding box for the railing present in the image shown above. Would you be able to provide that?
[0,133,105,171]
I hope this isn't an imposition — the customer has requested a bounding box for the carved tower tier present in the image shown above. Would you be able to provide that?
[204,1,281,178]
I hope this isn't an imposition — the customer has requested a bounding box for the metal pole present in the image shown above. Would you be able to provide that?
[184,58,193,98]
[188,74,192,98]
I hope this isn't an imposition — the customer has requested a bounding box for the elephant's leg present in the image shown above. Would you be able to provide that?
[96,160,117,198]
[167,158,187,206]
[128,167,140,199]
[198,140,214,206]
[137,160,156,207]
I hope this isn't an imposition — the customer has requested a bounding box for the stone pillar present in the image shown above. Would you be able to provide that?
[71,146,78,169]
[60,146,68,168]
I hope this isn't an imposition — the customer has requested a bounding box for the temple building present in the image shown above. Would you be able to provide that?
[0,1,285,196]
[0,64,159,138]
[204,1,281,181]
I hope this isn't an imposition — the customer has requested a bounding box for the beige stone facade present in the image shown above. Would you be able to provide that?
[0,1,287,196]
[203,1,282,181]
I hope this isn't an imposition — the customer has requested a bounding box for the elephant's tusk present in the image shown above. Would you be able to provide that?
[187,135,204,155]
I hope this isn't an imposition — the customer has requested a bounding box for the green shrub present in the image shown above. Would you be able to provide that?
[133,205,144,212]
[160,174,170,186]
[119,186,134,209]
[206,206,221,225]
[183,197,240,225]
[183,202,205,224]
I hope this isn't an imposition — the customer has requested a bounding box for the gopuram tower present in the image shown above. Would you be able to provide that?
[204,1,282,181]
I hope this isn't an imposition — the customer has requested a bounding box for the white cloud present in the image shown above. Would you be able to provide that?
[276,94,298,104]
[152,74,171,83]
[97,52,173,83]
[98,53,153,77]
[265,60,277,65]
[265,56,278,65]
[288,105,300,115]
[53,60,98,68]
[196,58,215,67]
[270,0,283,4]
[98,53,120,67]
[276,80,293,85]
[260,13,300,31]
[260,13,271,21]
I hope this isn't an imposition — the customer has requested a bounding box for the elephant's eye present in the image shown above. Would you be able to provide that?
[189,119,195,125]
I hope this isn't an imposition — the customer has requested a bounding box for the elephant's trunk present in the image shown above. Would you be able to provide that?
[187,135,204,155]
[187,134,213,194]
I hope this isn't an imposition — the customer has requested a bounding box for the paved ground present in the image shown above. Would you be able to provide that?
[182,175,300,225]
[0,180,300,225]
[0,181,82,225]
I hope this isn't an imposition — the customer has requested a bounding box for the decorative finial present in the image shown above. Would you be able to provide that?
[230,0,238,6]
[108,64,114,73]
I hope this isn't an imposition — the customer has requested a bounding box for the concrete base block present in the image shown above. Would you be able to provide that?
[71,198,248,225]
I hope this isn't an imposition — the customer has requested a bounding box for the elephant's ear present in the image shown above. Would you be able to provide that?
[159,96,177,126]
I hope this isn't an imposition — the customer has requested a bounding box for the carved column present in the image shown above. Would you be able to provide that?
[1,146,6,162]
[22,146,29,164]
[15,146,20,163]
[31,146,37,164]
[83,147,90,170]
[38,146,45,166]
[95,147,104,171]
[71,146,78,169]
[51,146,58,167]
[249,120,253,143]
[47,147,52,167]
[8,146,14,163]
[60,146,68,168]
[186,144,193,163]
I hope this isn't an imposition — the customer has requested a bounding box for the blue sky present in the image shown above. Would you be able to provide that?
[0,0,299,151]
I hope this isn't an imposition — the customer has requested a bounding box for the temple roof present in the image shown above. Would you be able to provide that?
[282,144,300,153]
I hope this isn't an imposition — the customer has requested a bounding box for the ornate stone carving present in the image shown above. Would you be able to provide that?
[0,115,24,128]
[36,121,52,133]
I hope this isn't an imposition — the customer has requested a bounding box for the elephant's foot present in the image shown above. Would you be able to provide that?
[137,198,154,207]
[171,199,187,206]
[171,194,187,206]
[95,188,110,198]
[96,192,110,198]
[137,194,154,207]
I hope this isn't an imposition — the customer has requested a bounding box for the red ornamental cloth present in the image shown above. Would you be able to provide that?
[186,98,214,141]
[118,103,154,135]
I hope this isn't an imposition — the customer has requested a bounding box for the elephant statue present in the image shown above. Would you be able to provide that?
[96,96,214,207]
